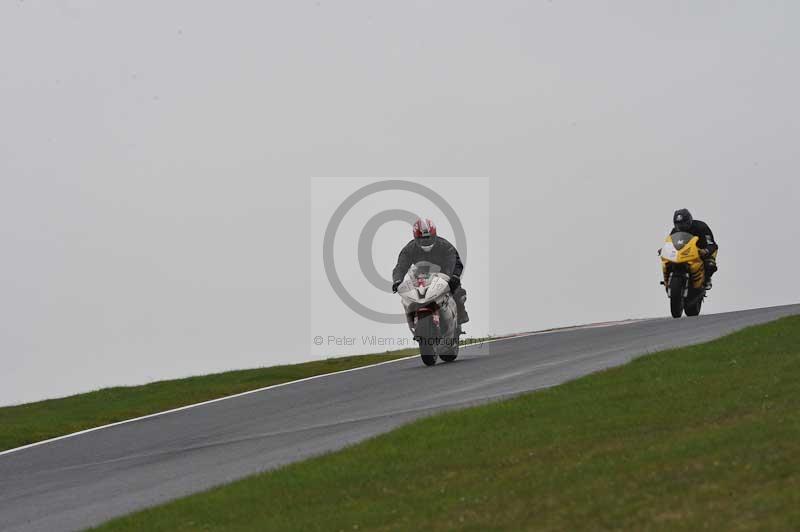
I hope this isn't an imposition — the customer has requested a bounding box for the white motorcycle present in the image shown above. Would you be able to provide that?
[397,261,460,366]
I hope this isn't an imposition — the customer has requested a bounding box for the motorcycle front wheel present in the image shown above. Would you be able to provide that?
[419,343,436,366]
[669,275,685,319]
[415,315,438,366]
[419,339,437,366]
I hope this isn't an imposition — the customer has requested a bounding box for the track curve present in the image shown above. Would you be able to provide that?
[1,304,798,531]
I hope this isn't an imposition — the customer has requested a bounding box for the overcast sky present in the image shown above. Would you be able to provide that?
[2,1,798,406]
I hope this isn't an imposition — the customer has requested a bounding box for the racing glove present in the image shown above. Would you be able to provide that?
[392,280,402,293]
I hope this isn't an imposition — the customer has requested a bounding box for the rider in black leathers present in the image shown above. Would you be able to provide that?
[670,208,719,289]
[391,218,469,324]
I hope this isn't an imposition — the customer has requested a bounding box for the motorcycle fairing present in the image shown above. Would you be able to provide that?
[397,262,458,356]
[397,274,450,312]
[660,234,705,289]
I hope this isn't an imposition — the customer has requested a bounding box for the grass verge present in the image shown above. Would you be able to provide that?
[95,317,800,531]
[0,349,419,452]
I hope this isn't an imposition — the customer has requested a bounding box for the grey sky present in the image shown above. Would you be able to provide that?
[2,1,798,405]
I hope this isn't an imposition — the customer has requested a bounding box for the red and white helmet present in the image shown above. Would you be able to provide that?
[413,218,437,251]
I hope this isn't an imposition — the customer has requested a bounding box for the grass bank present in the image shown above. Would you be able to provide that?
[96,317,800,531]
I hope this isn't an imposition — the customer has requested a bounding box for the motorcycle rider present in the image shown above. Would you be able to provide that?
[391,218,469,325]
[670,208,718,289]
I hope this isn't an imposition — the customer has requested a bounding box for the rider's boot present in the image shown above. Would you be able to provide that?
[456,307,468,336]
[452,287,469,325]
[703,256,717,291]
[458,305,469,324]
[456,297,469,325]
[704,264,716,291]
[455,306,469,336]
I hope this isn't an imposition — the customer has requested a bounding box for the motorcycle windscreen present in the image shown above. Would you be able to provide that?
[670,232,695,250]
[408,261,442,280]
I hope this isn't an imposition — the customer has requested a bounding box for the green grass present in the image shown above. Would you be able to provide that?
[0,350,419,452]
[94,317,800,531]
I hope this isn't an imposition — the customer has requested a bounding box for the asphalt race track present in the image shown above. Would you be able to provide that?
[1,305,798,531]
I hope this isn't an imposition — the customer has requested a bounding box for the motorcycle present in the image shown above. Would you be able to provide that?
[659,232,707,318]
[397,261,460,366]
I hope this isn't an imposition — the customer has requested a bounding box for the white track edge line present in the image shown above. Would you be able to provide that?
[0,319,640,458]
[0,355,419,458]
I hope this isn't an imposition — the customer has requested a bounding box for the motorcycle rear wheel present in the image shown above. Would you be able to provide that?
[684,295,703,317]
[439,341,459,363]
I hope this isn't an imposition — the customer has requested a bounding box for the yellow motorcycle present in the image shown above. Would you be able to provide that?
[659,232,707,318]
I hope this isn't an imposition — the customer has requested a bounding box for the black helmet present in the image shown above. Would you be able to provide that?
[673,209,693,232]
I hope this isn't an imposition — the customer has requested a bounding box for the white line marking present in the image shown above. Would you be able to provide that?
[0,319,640,458]
[0,356,420,459]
